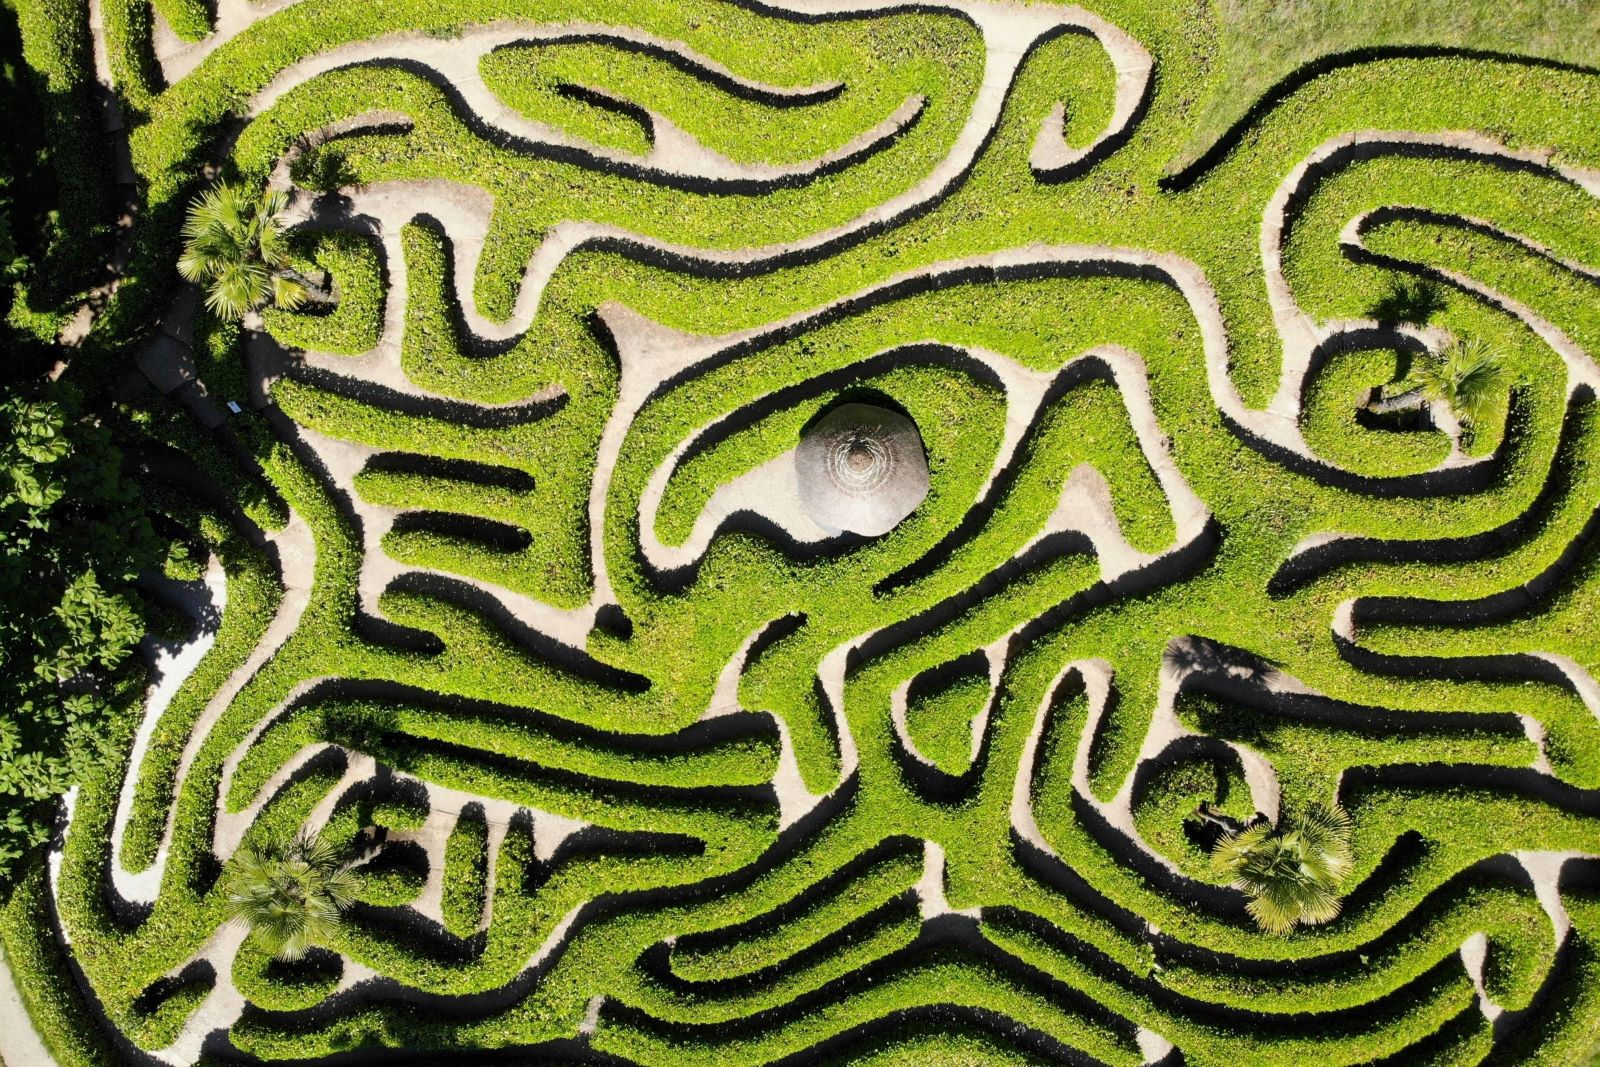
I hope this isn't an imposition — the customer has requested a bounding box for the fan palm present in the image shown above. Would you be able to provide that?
[222,830,358,961]
[177,182,306,321]
[1413,338,1507,429]
[1211,803,1353,934]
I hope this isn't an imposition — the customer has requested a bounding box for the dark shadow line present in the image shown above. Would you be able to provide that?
[284,359,568,429]
[1270,386,1592,596]
[361,450,536,493]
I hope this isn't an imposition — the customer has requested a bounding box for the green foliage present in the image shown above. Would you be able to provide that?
[904,669,987,777]
[440,810,489,937]
[221,829,360,961]
[0,389,158,883]
[178,183,307,321]
[1132,753,1253,879]
[0,180,25,283]
[1211,804,1355,934]
[16,0,1600,1062]
[97,0,159,114]
[125,392,290,532]
[118,505,280,870]
[1184,0,1600,173]
[1414,337,1509,429]
[351,845,426,907]
[3,0,108,352]
[1303,346,1450,476]
[151,0,210,43]
[260,230,384,354]
[0,865,118,1066]
[231,939,344,1011]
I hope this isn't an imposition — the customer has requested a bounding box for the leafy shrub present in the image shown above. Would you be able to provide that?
[179,183,307,321]
[440,808,488,936]
[262,230,385,355]
[0,388,161,885]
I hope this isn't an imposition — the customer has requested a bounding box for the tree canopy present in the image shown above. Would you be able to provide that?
[0,388,160,880]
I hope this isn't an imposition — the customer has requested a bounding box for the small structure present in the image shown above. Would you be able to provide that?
[795,402,929,536]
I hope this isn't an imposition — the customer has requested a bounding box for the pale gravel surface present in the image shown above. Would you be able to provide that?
[0,950,56,1067]
[107,565,225,906]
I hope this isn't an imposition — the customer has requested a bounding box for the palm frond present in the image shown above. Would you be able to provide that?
[1416,338,1507,428]
[259,186,291,220]
[205,260,271,320]
[1209,804,1355,934]
[179,181,298,321]
[181,186,238,240]
[256,188,294,268]
[176,248,213,284]
[1246,888,1302,936]
[1210,822,1273,879]
[272,273,308,311]
[221,829,355,961]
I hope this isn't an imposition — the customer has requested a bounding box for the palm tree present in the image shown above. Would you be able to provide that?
[222,830,358,961]
[177,182,307,321]
[1413,337,1507,429]
[1211,803,1353,934]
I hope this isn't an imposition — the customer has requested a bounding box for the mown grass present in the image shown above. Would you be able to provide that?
[1179,0,1600,174]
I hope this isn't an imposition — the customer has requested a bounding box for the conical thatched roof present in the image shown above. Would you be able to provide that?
[795,403,929,536]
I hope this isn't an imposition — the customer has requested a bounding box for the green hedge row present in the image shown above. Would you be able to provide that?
[8,0,110,317]
[262,230,384,356]
[117,503,282,870]
[478,37,920,168]
[440,809,488,937]
[228,694,780,812]
[99,0,161,114]
[151,0,209,45]
[0,865,119,1067]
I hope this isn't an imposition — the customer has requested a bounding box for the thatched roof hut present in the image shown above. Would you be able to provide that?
[795,403,929,536]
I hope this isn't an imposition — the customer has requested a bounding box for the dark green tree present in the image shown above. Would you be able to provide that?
[0,387,160,880]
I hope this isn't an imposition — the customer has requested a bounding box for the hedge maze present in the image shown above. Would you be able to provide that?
[15,0,1600,1062]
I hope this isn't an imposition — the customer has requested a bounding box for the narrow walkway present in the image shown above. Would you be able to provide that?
[0,950,57,1067]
